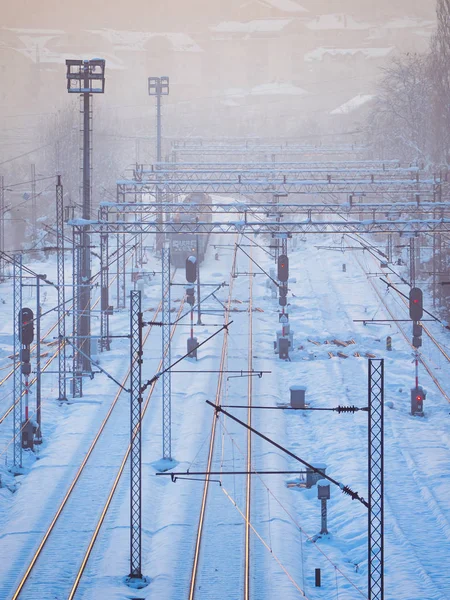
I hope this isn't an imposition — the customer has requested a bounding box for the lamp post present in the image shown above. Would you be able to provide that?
[65,59,105,377]
[148,76,169,251]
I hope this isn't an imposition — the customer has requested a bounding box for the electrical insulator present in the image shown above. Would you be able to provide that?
[409,287,423,321]
[277,254,289,282]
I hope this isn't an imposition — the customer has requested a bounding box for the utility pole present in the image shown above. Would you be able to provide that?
[161,246,172,460]
[409,237,416,289]
[35,275,42,443]
[196,235,202,325]
[31,163,37,242]
[127,289,147,586]
[368,359,384,600]
[12,254,23,471]
[100,203,111,351]
[66,58,106,375]
[56,175,67,400]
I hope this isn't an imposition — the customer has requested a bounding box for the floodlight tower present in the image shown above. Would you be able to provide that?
[65,59,105,375]
[148,76,169,163]
[148,76,169,251]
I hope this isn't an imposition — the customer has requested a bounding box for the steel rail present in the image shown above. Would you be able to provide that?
[0,249,135,429]
[10,282,168,599]
[355,254,450,403]
[188,239,239,599]
[244,248,253,600]
[67,298,185,599]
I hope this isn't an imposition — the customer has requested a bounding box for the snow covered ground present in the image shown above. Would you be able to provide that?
[0,228,449,599]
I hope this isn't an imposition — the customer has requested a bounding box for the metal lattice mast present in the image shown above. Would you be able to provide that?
[31,164,37,241]
[12,254,23,469]
[100,204,110,350]
[161,246,172,459]
[368,358,384,600]
[409,238,416,288]
[129,290,143,579]
[56,176,67,400]
[0,175,5,281]
[72,229,82,397]
[115,210,126,309]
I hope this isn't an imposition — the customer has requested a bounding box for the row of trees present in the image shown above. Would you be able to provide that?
[367,0,450,167]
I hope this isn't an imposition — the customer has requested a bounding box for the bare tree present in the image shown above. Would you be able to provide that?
[367,53,433,164]
[429,0,450,164]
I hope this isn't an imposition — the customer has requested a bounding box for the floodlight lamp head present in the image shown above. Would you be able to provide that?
[148,76,170,96]
[66,58,106,94]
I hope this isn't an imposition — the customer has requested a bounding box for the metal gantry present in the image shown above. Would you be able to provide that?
[56,175,67,401]
[12,254,23,470]
[129,290,143,580]
[368,359,384,600]
[161,246,172,460]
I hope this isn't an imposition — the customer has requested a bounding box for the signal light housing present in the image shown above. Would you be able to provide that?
[185,255,197,283]
[278,255,289,282]
[19,308,34,346]
[409,287,423,321]
[411,386,425,415]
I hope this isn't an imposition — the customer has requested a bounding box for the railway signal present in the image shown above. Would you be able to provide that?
[411,386,425,416]
[19,307,34,346]
[412,322,422,348]
[409,287,423,321]
[277,254,289,282]
[18,307,34,450]
[185,255,197,283]
[186,286,195,306]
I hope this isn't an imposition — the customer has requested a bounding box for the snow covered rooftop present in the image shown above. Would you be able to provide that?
[306,14,371,30]
[260,0,308,12]
[221,82,307,105]
[330,94,375,115]
[211,19,292,34]
[304,47,394,61]
[88,29,203,52]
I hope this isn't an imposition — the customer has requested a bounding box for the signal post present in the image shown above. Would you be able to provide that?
[409,287,425,415]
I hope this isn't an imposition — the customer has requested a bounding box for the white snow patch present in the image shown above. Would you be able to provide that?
[306,14,371,30]
[211,19,292,33]
[88,28,203,53]
[222,82,307,104]
[261,0,308,12]
[385,17,435,30]
[330,94,375,115]
[304,47,394,62]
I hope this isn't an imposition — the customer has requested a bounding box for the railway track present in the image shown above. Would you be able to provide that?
[0,247,138,453]
[189,238,256,599]
[244,248,253,600]
[9,290,183,599]
[355,251,450,403]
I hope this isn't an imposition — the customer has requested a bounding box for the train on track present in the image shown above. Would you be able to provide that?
[169,192,212,267]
